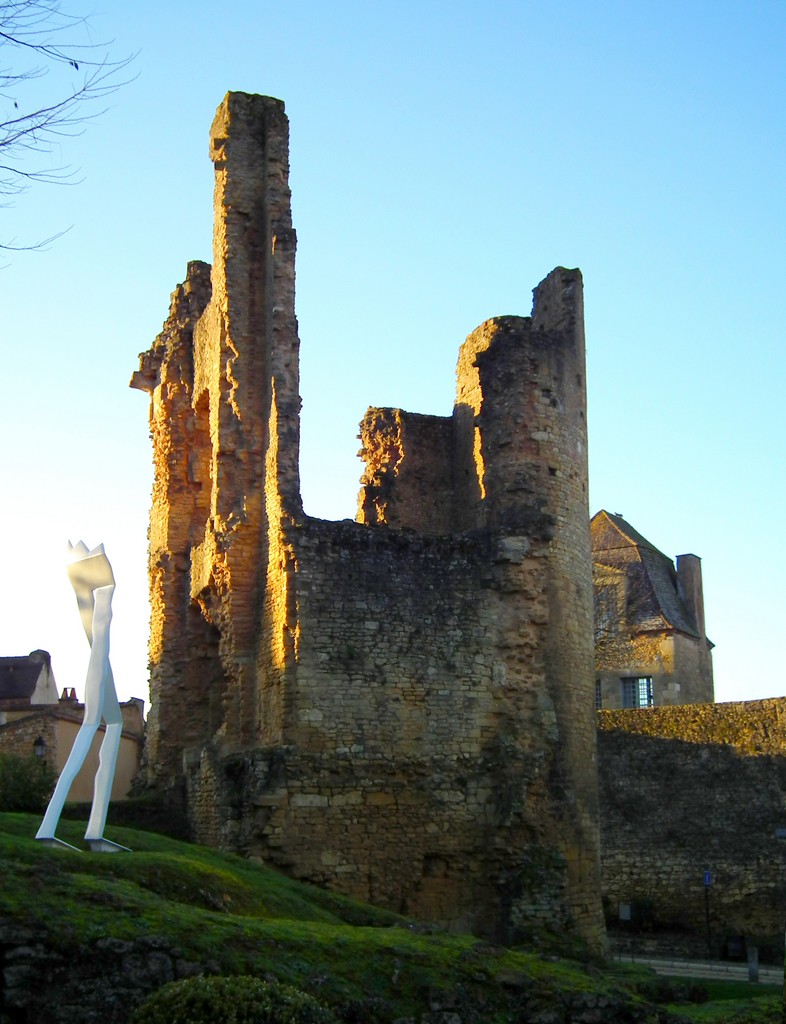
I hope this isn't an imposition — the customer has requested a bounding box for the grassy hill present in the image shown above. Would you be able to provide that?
[0,813,779,1023]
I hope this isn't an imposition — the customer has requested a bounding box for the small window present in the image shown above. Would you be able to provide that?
[595,679,603,710]
[621,677,653,709]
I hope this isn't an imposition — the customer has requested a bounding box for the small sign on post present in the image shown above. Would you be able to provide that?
[702,868,713,958]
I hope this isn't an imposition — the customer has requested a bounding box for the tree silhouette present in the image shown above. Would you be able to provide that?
[0,0,133,250]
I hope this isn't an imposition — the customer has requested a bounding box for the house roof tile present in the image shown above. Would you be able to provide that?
[591,511,700,638]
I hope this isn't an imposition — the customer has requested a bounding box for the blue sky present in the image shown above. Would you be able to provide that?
[1,0,784,706]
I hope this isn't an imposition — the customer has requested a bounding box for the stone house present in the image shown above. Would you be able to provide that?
[0,650,59,707]
[0,650,145,803]
[591,511,714,709]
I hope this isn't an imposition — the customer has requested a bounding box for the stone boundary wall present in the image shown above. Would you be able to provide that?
[599,699,786,752]
[597,700,786,951]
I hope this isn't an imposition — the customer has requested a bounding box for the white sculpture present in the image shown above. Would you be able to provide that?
[36,542,130,852]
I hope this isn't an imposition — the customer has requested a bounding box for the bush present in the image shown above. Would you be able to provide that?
[632,976,709,1004]
[131,975,337,1024]
[61,791,192,840]
[0,754,55,813]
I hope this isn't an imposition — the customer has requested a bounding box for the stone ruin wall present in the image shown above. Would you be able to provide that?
[131,95,302,774]
[132,92,605,950]
[357,410,455,535]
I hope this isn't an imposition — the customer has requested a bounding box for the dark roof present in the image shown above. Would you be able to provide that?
[593,511,662,553]
[591,511,700,638]
[0,658,43,701]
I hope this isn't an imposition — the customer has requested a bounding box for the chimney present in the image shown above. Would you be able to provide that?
[676,553,706,638]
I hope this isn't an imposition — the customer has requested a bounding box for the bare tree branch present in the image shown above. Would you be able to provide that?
[0,0,134,251]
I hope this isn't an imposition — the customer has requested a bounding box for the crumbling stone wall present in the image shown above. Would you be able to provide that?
[130,262,226,783]
[357,410,455,534]
[290,521,489,758]
[597,700,786,947]
[133,92,604,950]
[131,95,301,777]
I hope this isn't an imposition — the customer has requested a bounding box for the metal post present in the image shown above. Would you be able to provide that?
[703,869,712,959]
[773,828,786,1006]
[747,944,759,983]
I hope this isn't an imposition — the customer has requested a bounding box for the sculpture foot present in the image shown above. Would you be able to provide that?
[85,838,131,854]
[36,836,81,852]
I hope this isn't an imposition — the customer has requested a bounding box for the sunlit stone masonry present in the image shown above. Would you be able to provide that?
[131,92,605,951]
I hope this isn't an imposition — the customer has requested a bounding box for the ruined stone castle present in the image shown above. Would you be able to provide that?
[131,92,607,950]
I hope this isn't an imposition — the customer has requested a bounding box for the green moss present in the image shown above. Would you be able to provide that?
[668,992,781,1023]
[1,812,769,1023]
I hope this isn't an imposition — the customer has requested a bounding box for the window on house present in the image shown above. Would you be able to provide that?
[621,677,654,709]
[595,679,602,709]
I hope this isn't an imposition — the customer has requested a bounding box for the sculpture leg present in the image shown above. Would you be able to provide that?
[84,665,127,848]
[36,583,114,847]
[36,721,100,842]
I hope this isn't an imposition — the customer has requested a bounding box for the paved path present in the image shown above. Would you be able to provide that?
[613,955,783,986]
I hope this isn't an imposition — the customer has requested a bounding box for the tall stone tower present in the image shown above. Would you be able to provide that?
[133,92,605,952]
[131,95,301,780]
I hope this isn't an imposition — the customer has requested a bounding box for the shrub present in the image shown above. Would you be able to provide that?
[0,753,55,813]
[131,975,337,1024]
[632,976,709,1004]
[61,791,192,840]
